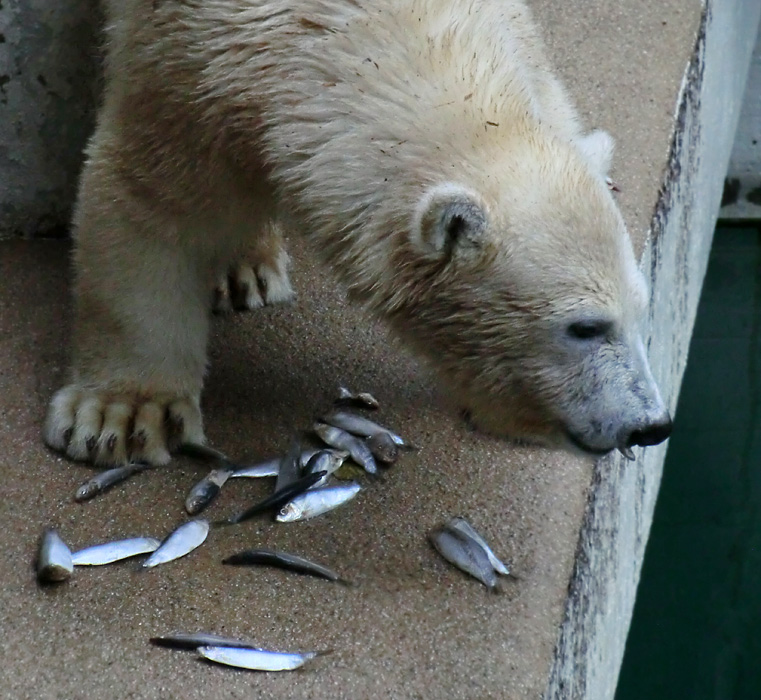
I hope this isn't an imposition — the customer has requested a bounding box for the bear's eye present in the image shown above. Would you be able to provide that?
[567,320,612,340]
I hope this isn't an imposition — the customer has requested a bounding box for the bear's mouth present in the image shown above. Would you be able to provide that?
[564,431,615,457]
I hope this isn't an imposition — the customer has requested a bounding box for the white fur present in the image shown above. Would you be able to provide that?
[43,0,670,464]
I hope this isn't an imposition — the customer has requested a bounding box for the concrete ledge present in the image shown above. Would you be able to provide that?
[547,2,761,698]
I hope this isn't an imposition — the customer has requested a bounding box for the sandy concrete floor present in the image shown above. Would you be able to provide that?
[0,2,699,698]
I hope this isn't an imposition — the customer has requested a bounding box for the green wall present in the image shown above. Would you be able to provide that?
[617,226,761,699]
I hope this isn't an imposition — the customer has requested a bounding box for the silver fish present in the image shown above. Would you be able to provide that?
[430,526,499,591]
[446,517,510,576]
[313,423,377,474]
[185,467,234,515]
[143,520,209,568]
[71,537,161,566]
[276,482,361,522]
[151,632,261,651]
[231,458,280,479]
[303,449,350,487]
[275,440,303,491]
[321,410,409,447]
[222,548,350,584]
[74,463,150,502]
[365,432,399,464]
[197,645,321,672]
[336,386,380,410]
[37,529,73,583]
[229,450,320,479]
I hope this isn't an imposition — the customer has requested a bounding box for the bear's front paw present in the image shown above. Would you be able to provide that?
[212,253,295,314]
[43,386,205,466]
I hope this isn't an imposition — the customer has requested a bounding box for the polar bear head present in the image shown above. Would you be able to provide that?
[388,137,672,458]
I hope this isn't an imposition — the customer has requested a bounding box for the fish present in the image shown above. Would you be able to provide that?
[335,386,380,410]
[36,528,73,583]
[151,632,261,651]
[429,526,499,591]
[71,537,162,566]
[275,440,303,491]
[230,461,280,479]
[224,470,327,525]
[74,463,150,502]
[320,410,410,448]
[365,432,399,464]
[185,467,234,515]
[178,442,231,464]
[197,645,323,672]
[446,517,510,576]
[276,482,361,523]
[313,422,377,474]
[222,548,350,584]
[303,449,350,487]
[229,449,320,479]
[142,520,209,568]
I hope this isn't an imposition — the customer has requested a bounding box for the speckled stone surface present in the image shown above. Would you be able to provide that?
[0,1,706,699]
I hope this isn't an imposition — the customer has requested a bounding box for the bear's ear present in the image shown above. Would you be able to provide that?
[411,184,488,259]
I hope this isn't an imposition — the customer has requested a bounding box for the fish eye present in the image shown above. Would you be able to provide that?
[566,319,612,341]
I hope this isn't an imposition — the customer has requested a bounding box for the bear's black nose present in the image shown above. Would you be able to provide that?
[626,415,673,448]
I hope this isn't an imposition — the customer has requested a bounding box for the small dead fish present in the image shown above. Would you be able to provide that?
[365,432,399,464]
[151,632,261,651]
[303,449,350,487]
[446,517,510,576]
[197,645,323,672]
[223,548,350,584]
[71,537,162,566]
[275,439,303,491]
[313,422,377,474]
[179,442,231,464]
[37,529,73,583]
[75,463,150,502]
[142,520,209,568]
[276,482,361,523]
[231,461,280,479]
[185,467,234,515]
[336,386,380,410]
[430,526,499,591]
[224,470,327,525]
[230,450,319,479]
[321,410,410,447]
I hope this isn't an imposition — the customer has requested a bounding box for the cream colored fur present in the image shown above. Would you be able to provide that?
[45,0,669,465]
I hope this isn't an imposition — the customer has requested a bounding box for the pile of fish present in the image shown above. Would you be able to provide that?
[36,521,210,583]
[429,517,511,592]
[36,386,514,674]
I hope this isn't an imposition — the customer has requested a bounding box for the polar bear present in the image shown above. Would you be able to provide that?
[44,0,672,466]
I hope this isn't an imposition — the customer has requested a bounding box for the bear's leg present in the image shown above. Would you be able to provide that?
[212,220,295,314]
[44,157,213,466]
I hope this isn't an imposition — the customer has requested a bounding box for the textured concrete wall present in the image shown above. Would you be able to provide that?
[0,0,101,239]
[721,27,761,219]
[545,2,761,699]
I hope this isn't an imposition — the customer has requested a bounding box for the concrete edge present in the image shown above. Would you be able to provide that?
[544,2,761,698]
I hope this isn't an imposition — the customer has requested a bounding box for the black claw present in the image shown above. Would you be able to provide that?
[85,435,97,453]
[62,427,74,447]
